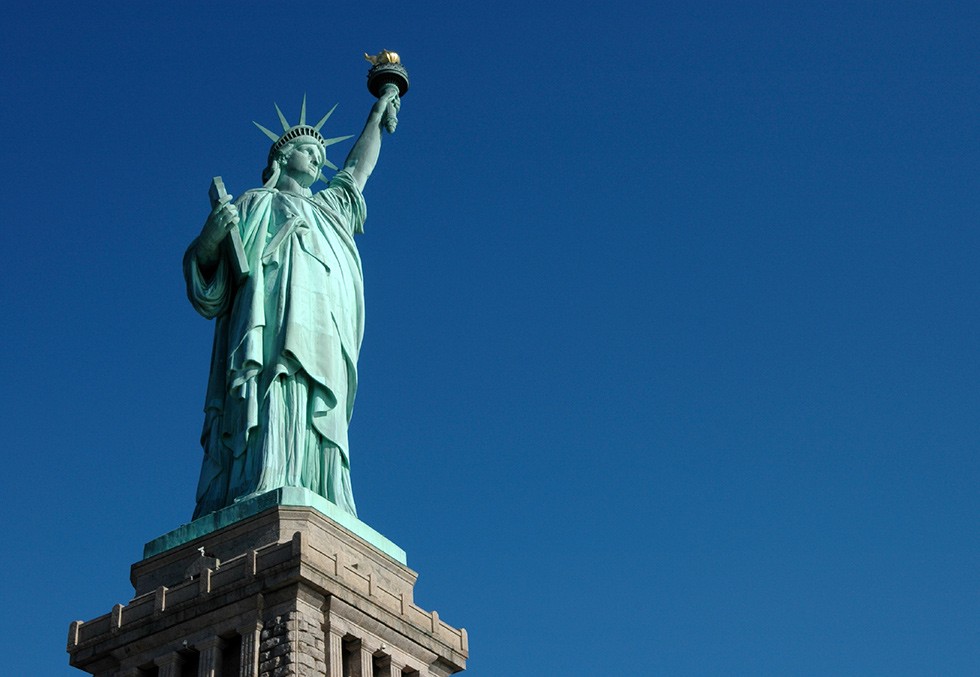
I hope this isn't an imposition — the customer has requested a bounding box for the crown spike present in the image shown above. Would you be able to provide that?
[322,157,339,171]
[253,121,281,143]
[299,94,307,126]
[322,134,354,147]
[273,103,290,132]
[313,103,339,132]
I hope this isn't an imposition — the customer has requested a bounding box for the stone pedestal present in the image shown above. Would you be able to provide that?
[68,506,467,676]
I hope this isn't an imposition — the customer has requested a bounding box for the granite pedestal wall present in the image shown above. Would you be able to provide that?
[67,506,467,676]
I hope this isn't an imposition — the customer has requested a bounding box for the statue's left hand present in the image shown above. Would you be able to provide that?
[197,197,240,265]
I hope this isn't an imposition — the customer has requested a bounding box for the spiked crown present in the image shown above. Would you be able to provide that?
[253,95,353,182]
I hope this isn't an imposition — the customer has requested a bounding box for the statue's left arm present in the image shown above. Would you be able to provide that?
[343,88,400,192]
[183,239,230,319]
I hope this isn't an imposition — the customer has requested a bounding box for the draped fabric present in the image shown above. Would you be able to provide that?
[184,171,366,519]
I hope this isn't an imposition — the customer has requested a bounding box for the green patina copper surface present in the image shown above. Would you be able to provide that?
[183,66,405,531]
[142,487,407,564]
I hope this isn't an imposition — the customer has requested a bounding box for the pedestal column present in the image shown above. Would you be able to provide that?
[152,653,184,677]
[197,636,224,677]
[237,620,261,677]
[327,626,344,677]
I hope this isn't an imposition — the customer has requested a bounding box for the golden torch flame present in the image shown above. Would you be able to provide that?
[364,50,401,66]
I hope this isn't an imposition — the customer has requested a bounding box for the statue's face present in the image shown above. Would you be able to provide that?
[281,141,324,188]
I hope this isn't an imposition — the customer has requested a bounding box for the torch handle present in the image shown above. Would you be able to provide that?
[381,82,399,134]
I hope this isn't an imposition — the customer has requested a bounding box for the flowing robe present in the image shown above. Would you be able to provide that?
[184,171,366,519]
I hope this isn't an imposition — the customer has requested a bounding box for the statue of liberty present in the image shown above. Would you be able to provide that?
[183,72,403,520]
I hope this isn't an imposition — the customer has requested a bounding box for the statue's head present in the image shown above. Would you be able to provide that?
[262,126,327,187]
[254,99,353,189]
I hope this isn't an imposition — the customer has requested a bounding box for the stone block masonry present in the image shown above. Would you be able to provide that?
[68,507,467,676]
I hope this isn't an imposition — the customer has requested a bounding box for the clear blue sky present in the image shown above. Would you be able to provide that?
[1,2,977,675]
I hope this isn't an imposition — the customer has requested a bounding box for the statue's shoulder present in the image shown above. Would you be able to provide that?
[236,187,276,209]
[241,187,275,199]
[326,170,357,191]
[315,171,362,204]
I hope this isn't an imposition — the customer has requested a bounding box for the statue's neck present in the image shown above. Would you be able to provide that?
[275,175,312,197]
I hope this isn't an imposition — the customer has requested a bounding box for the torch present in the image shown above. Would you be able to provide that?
[365,50,409,133]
